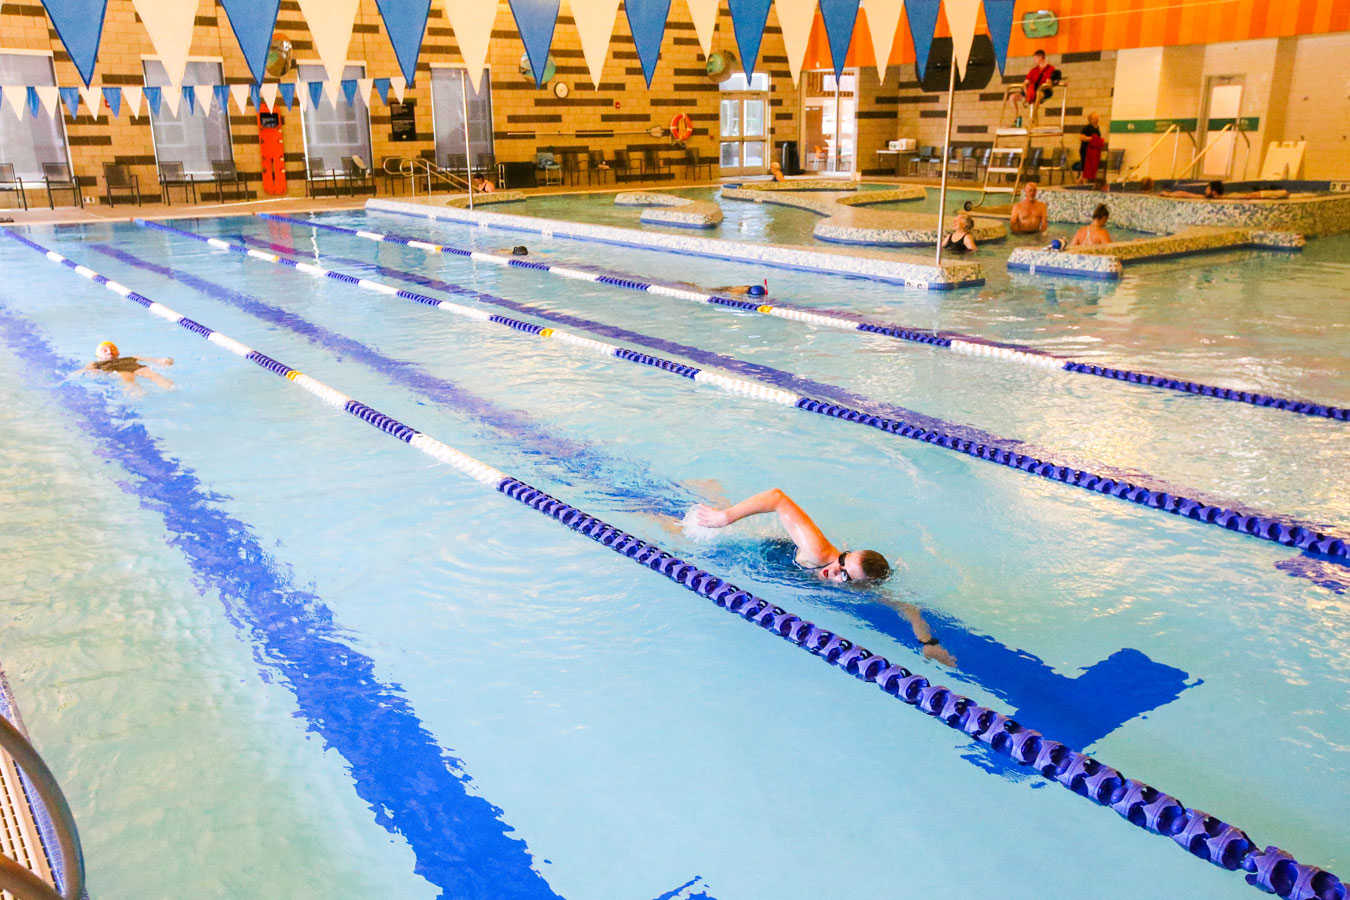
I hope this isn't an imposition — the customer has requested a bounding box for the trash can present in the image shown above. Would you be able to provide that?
[779,141,801,176]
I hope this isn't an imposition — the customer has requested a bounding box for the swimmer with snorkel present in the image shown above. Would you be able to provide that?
[693,488,957,666]
[78,341,174,391]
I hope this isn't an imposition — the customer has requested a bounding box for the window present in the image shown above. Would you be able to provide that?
[297,63,372,171]
[431,68,494,171]
[143,59,232,176]
[802,69,857,173]
[0,52,71,179]
[717,69,769,174]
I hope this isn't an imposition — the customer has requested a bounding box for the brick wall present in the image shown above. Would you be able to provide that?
[0,0,803,199]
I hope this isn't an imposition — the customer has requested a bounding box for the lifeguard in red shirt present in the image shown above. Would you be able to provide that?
[1020,50,1058,119]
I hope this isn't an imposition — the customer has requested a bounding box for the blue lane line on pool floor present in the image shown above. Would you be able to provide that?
[231,231,1350,557]
[92,239,1197,756]
[0,301,566,900]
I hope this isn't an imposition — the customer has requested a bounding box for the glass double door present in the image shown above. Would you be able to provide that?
[719,94,768,175]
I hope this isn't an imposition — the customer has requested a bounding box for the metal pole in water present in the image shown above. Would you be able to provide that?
[461,74,474,210]
[935,57,958,265]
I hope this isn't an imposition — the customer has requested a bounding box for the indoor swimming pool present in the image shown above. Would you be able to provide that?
[0,211,1346,899]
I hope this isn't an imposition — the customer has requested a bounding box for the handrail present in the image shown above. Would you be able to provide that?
[0,716,84,900]
[1186,122,1233,179]
[1169,130,1199,180]
[389,157,471,198]
[1117,123,1179,184]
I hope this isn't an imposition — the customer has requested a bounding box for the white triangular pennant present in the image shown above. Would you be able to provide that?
[297,0,360,88]
[123,85,143,118]
[35,85,60,118]
[865,0,906,84]
[568,0,620,88]
[357,77,374,108]
[132,0,202,89]
[685,0,718,57]
[230,83,250,114]
[259,82,279,111]
[776,0,817,86]
[79,84,103,120]
[162,85,181,116]
[441,0,497,92]
[390,74,406,104]
[196,84,213,115]
[946,0,981,79]
[1,86,23,120]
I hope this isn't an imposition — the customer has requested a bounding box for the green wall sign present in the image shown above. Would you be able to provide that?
[1109,118,1199,134]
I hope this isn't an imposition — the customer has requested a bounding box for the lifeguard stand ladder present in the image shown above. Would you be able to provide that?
[965,81,1069,213]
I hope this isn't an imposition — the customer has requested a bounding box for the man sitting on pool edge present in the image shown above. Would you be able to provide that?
[78,341,173,390]
[693,488,956,666]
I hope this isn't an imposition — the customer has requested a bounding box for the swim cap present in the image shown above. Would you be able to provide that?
[511,245,529,256]
[96,341,118,358]
[747,284,766,297]
[1049,239,1063,251]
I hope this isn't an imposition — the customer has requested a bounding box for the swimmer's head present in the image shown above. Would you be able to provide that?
[511,245,529,256]
[746,283,766,297]
[1205,180,1224,198]
[96,341,119,361]
[1049,238,1064,251]
[821,550,891,584]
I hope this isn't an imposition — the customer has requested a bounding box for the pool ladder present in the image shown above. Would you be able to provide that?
[965,82,1071,212]
[0,713,85,900]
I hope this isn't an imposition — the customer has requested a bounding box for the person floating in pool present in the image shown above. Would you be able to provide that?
[692,487,956,666]
[1161,180,1289,200]
[79,341,173,390]
[1009,182,1048,234]
[1070,204,1112,246]
[942,212,978,254]
[713,283,767,297]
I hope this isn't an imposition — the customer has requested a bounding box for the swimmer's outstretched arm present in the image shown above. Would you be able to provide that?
[883,598,958,667]
[694,488,833,563]
[138,357,174,368]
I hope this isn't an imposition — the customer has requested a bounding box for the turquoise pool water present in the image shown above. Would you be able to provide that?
[0,211,1345,899]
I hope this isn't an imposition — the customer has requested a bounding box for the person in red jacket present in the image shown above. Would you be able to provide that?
[1019,50,1057,119]
[1079,112,1107,183]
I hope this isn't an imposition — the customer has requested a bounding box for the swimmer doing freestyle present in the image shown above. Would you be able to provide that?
[694,488,956,666]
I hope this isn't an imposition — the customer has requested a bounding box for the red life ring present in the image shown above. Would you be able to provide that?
[670,112,694,143]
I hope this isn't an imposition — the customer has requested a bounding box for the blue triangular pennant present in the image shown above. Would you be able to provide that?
[250,83,261,109]
[40,0,109,86]
[144,85,162,116]
[278,82,296,109]
[373,77,391,105]
[307,80,325,109]
[905,0,942,82]
[820,0,861,80]
[508,0,560,87]
[727,0,772,77]
[214,84,231,113]
[983,0,1017,74]
[374,0,431,87]
[26,87,39,118]
[341,79,358,106]
[58,86,80,119]
[182,84,196,115]
[625,0,671,88]
[219,0,282,85]
[102,86,121,118]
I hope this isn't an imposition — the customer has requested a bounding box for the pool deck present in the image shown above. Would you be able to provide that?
[365,194,986,290]
[1044,186,1350,236]
[720,181,1010,247]
[1007,225,1305,279]
[614,191,724,227]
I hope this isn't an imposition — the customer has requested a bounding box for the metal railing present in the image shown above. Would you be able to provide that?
[0,716,84,900]
[1116,123,1180,184]
[387,157,472,200]
[1185,120,1252,180]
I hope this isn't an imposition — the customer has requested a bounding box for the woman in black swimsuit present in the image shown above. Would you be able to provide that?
[942,212,977,254]
[80,341,174,390]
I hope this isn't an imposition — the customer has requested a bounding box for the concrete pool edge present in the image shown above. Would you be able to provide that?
[363,197,986,290]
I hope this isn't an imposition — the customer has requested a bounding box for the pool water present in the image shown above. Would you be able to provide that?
[0,211,1346,899]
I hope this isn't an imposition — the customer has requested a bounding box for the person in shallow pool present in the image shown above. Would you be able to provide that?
[79,341,173,390]
[1070,203,1112,246]
[692,487,955,666]
[942,212,978,254]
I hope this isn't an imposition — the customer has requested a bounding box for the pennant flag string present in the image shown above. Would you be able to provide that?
[440,0,497,92]
[905,0,942,81]
[277,81,296,109]
[122,85,142,118]
[569,0,621,89]
[297,0,361,87]
[41,0,109,86]
[373,76,391,105]
[946,0,981,79]
[727,0,773,77]
[776,0,817,87]
[625,0,671,88]
[131,0,200,90]
[820,0,861,80]
[685,0,719,58]
[864,0,906,85]
[983,0,1017,73]
[58,85,80,119]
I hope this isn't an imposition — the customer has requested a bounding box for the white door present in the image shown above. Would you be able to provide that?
[1200,81,1243,179]
[719,94,768,175]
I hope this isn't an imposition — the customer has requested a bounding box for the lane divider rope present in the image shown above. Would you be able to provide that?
[4,225,1341,900]
[135,219,1350,562]
[257,213,1348,423]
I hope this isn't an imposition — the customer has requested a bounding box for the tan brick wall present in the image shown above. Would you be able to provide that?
[1,0,803,200]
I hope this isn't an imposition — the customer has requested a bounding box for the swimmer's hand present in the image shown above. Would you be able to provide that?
[923,644,957,668]
[692,504,731,528]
